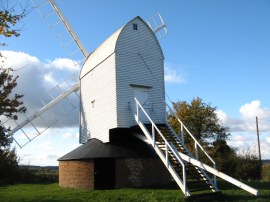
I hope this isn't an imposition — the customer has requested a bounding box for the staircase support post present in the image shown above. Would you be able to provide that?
[183,165,187,195]
[195,143,198,160]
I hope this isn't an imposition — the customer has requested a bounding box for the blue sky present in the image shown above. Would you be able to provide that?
[1,0,270,165]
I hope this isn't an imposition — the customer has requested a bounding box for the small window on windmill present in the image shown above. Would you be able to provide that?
[133,23,138,30]
[91,100,95,108]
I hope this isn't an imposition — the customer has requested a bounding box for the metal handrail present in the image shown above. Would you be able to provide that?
[134,98,188,196]
[165,102,217,186]
[165,103,215,163]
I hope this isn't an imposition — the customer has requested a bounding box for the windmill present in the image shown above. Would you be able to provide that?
[2,0,258,197]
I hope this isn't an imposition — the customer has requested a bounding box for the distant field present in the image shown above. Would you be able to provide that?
[0,181,269,202]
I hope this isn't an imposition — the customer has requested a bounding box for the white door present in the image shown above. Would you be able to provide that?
[134,88,150,123]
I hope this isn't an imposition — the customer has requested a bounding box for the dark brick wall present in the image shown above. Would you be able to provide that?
[115,158,172,188]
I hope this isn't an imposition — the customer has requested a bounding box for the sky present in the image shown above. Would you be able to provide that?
[1,0,270,166]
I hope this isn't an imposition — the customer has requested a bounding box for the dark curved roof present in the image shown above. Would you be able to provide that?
[58,138,157,161]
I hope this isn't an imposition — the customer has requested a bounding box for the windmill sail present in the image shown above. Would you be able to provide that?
[147,13,168,39]
[32,0,88,63]
[3,74,80,148]
[2,0,88,148]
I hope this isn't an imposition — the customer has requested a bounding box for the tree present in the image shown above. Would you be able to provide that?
[0,1,29,46]
[167,97,230,146]
[0,68,26,146]
[0,1,28,184]
[167,97,262,180]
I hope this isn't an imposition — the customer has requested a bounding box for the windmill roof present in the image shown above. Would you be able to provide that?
[80,16,154,79]
[80,25,122,79]
[58,138,157,161]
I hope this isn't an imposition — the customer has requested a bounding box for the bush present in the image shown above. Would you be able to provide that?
[261,164,270,182]
[211,144,261,181]
[0,148,20,185]
[233,153,261,181]
[18,166,58,184]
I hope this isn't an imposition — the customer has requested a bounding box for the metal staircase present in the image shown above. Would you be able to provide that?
[133,98,258,197]
[153,124,217,194]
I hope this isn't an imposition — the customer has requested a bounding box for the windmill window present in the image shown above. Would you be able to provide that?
[133,23,138,30]
[91,100,95,108]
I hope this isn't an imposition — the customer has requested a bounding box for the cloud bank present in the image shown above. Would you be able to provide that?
[217,100,270,133]
[164,63,187,84]
[0,51,80,146]
[217,100,270,158]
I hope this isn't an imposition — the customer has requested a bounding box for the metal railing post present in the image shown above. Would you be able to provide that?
[165,143,169,167]
[181,124,184,144]
[152,124,155,147]
[213,163,217,187]
[136,100,139,122]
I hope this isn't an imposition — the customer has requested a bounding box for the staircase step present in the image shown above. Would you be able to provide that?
[188,191,221,200]
[189,186,213,193]
[133,123,218,197]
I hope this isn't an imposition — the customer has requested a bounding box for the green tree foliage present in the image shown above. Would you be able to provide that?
[0,1,29,46]
[168,97,230,146]
[167,97,261,180]
[0,1,28,184]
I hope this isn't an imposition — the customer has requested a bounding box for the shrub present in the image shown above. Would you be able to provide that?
[234,153,261,181]
[212,145,261,181]
[261,164,270,182]
[0,148,20,185]
[18,166,58,184]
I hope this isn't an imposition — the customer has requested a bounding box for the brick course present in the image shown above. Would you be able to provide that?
[59,160,94,189]
[59,158,172,189]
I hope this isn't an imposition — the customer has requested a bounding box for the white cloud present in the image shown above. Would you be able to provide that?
[164,63,187,84]
[217,100,270,159]
[267,136,270,144]
[240,100,270,120]
[0,51,82,166]
[62,131,78,139]
[261,138,270,159]
[44,72,58,87]
[0,50,80,130]
[37,141,53,149]
[0,51,39,69]
[216,109,244,131]
[217,100,270,133]
[45,58,79,71]
[216,110,228,124]
[16,127,81,166]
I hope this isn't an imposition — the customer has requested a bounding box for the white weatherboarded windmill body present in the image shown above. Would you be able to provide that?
[3,0,259,197]
[80,16,165,143]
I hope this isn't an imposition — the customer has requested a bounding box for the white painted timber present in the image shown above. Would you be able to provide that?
[178,152,259,196]
[80,54,117,143]
[80,28,122,79]
[115,17,165,127]
[80,16,166,143]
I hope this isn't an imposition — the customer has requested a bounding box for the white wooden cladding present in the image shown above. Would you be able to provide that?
[80,17,165,143]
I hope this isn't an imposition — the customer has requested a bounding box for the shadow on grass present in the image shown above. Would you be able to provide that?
[218,180,270,190]
[186,181,270,202]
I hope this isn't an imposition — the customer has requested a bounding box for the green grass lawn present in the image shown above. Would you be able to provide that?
[0,181,269,202]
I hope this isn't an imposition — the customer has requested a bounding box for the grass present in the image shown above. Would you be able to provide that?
[0,181,269,202]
